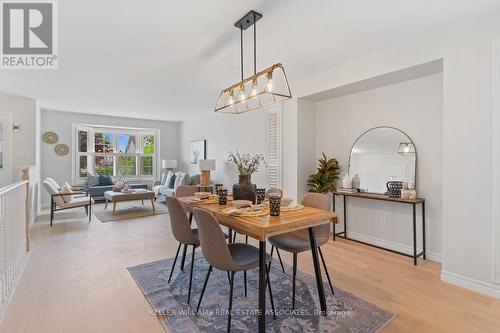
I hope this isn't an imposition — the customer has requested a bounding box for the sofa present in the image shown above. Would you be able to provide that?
[83,174,148,202]
[153,171,201,201]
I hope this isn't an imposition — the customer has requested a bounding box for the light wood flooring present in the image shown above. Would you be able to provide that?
[1,203,500,333]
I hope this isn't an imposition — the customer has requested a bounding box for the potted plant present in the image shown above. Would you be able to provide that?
[228,151,265,203]
[307,153,340,193]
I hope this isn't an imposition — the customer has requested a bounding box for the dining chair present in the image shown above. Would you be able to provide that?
[193,207,276,332]
[165,196,201,305]
[268,192,335,309]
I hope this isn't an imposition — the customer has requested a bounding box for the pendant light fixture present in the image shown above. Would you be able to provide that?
[214,10,292,114]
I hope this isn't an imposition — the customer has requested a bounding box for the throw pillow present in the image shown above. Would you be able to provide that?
[164,170,174,186]
[88,173,100,187]
[59,183,74,203]
[174,172,185,189]
[168,174,176,189]
[190,174,200,185]
[99,175,114,186]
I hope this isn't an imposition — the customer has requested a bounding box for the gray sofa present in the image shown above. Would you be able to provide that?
[153,172,201,201]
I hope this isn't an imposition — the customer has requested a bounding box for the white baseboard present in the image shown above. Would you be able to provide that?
[441,270,500,299]
[336,229,442,262]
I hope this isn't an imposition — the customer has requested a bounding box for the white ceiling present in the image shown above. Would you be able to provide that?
[0,0,498,121]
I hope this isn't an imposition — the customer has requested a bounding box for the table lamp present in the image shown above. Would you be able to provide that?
[199,159,216,187]
[161,159,177,173]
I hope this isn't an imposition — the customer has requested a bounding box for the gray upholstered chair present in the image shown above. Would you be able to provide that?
[193,208,276,332]
[165,197,201,305]
[269,193,334,309]
[175,185,198,198]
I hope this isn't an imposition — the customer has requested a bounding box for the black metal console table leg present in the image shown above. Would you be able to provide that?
[332,193,336,241]
[422,202,426,260]
[343,195,347,238]
[413,203,417,265]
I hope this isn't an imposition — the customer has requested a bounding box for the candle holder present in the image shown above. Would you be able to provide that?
[218,189,228,205]
[269,194,281,216]
[215,184,224,194]
[256,188,266,204]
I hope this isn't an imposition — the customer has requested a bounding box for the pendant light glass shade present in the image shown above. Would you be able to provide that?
[398,142,415,155]
[214,63,291,114]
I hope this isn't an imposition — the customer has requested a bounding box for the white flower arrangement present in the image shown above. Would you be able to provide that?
[228,151,266,176]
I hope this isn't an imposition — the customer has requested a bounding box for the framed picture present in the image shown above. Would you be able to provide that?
[190,140,206,164]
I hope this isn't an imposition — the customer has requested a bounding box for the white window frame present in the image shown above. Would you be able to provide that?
[72,123,160,184]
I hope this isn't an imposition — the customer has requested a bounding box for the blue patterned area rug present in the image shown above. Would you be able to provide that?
[128,255,395,332]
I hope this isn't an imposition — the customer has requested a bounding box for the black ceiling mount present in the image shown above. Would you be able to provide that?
[234,10,263,30]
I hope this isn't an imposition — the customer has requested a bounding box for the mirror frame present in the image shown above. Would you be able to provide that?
[348,126,418,192]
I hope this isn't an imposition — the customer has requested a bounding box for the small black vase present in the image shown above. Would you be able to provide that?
[233,175,257,204]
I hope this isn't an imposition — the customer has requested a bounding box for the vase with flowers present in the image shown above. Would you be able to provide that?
[228,151,265,203]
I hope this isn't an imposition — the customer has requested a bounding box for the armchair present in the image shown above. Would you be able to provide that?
[43,179,94,226]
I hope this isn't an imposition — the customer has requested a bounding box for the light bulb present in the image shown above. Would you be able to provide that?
[251,79,258,96]
[239,85,246,101]
[266,72,273,92]
[228,90,234,105]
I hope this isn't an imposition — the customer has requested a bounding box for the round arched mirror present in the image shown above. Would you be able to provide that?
[348,127,416,194]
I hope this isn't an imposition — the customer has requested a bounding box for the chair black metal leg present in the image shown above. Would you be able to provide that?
[275,248,286,274]
[266,264,276,320]
[318,246,334,295]
[88,203,92,222]
[180,244,188,272]
[232,232,237,243]
[245,235,248,244]
[196,266,212,314]
[244,270,247,297]
[227,271,235,333]
[187,245,196,304]
[168,243,182,283]
[292,253,297,309]
[227,271,231,284]
[268,246,274,271]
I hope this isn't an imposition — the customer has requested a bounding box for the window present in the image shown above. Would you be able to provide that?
[73,124,159,183]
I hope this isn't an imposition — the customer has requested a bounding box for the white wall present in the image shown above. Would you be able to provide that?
[285,16,500,297]
[314,73,443,260]
[0,92,37,179]
[179,110,268,190]
[179,14,500,297]
[41,109,180,207]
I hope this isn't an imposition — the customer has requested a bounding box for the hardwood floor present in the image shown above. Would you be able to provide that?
[1,203,499,333]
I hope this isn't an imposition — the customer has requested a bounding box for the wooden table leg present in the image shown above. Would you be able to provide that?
[151,199,155,211]
[112,202,117,215]
[258,240,266,332]
[309,227,327,315]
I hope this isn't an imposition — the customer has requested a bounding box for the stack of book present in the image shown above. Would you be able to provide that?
[336,188,358,193]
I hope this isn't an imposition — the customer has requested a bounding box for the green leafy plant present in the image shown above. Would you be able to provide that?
[307,153,340,193]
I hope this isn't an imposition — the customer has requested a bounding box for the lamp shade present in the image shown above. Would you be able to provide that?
[398,143,415,155]
[199,159,216,171]
[162,159,177,169]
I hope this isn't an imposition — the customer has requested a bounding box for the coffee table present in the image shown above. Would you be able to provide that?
[104,189,155,215]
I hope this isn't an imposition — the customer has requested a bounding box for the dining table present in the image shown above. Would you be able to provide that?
[177,196,338,332]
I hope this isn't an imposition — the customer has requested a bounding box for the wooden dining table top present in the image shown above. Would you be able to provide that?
[177,196,338,241]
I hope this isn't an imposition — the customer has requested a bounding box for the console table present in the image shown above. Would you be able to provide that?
[332,191,426,265]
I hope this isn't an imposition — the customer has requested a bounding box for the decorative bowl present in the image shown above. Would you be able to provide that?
[194,192,211,199]
[280,197,293,207]
[232,200,252,209]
